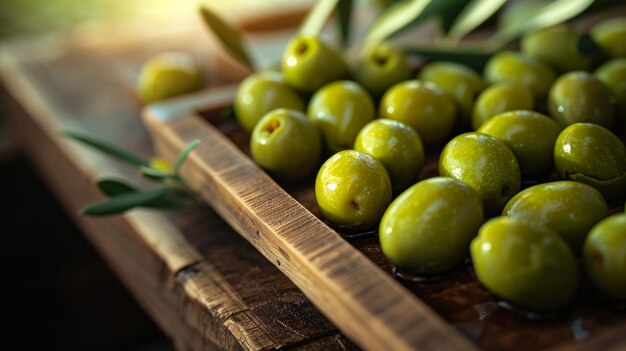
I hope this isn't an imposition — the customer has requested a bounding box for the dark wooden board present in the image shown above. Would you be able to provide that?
[0,7,364,350]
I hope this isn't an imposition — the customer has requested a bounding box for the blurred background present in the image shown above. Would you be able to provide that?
[0,1,306,350]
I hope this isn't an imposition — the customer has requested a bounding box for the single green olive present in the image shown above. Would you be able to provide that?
[471,216,579,312]
[315,150,392,232]
[548,71,616,128]
[484,51,556,97]
[234,71,305,133]
[380,177,483,276]
[439,132,521,214]
[379,80,456,146]
[354,119,425,193]
[554,123,626,200]
[250,108,321,181]
[352,43,412,98]
[418,61,483,128]
[591,17,626,58]
[595,58,626,126]
[137,52,203,104]
[307,80,375,153]
[282,35,348,94]
[471,83,535,130]
[521,24,593,72]
[503,181,608,254]
[584,213,626,301]
[478,110,561,179]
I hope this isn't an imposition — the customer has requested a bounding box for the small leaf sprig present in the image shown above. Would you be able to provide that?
[62,130,200,216]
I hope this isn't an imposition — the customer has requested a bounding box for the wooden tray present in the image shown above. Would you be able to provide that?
[143,80,626,350]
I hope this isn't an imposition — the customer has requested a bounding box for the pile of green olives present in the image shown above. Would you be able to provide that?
[230,17,626,314]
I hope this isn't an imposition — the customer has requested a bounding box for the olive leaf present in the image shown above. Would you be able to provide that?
[445,0,507,43]
[175,139,200,174]
[82,188,170,216]
[62,130,148,167]
[199,6,254,70]
[402,45,493,70]
[299,0,340,38]
[97,179,137,196]
[140,165,172,181]
[364,0,467,45]
[489,0,596,48]
[337,0,353,47]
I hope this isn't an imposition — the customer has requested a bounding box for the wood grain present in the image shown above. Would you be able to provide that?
[0,7,362,350]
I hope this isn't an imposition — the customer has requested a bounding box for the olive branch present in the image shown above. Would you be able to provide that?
[62,130,199,216]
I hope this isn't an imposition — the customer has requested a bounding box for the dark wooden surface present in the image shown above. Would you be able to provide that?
[0,9,361,350]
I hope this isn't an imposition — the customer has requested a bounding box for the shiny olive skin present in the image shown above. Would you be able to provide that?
[250,109,321,181]
[307,81,375,153]
[595,59,626,125]
[554,123,626,200]
[471,216,579,312]
[380,80,456,146]
[478,110,561,179]
[137,52,203,104]
[380,177,483,276]
[354,119,424,193]
[315,150,392,231]
[484,51,556,97]
[591,18,626,58]
[418,62,483,128]
[352,43,412,98]
[472,83,535,130]
[584,213,626,301]
[440,132,521,214]
[521,24,593,72]
[548,71,617,129]
[235,71,305,133]
[503,181,608,254]
[282,35,348,94]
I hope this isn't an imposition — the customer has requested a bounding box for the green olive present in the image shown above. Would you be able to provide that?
[418,61,483,128]
[591,18,626,58]
[478,110,561,179]
[484,51,556,97]
[234,71,305,133]
[471,83,535,130]
[595,59,626,126]
[315,150,392,231]
[307,80,375,153]
[137,52,203,104]
[471,216,579,312]
[354,119,425,193]
[282,35,348,94]
[380,80,456,146]
[439,132,521,214]
[548,71,616,128]
[352,43,412,98]
[250,108,321,181]
[554,123,626,200]
[521,24,593,72]
[503,181,608,253]
[584,213,626,301]
[380,177,483,276]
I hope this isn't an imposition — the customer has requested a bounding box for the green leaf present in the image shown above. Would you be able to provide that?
[299,0,340,38]
[490,0,595,48]
[577,32,606,59]
[144,195,191,209]
[364,0,467,45]
[175,139,200,174]
[199,6,253,70]
[446,0,507,42]
[97,179,137,196]
[140,166,172,181]
[82,188,170,216]
[403,45,493,71]
[62,130,148,167]
[337,0,353,47]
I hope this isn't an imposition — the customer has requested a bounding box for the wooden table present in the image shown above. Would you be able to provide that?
[0,9,357,351]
